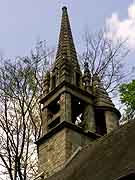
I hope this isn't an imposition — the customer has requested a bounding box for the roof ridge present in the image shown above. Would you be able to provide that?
[81,120,134,153]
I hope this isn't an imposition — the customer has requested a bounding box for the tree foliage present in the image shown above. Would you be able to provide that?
[119,80,135,120]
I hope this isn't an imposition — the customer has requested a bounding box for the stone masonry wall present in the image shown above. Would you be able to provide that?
[65,128,94,159]
[38,129,66,178]
[38,127,94,178]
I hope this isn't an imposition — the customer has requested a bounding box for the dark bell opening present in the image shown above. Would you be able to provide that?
[48,117,60,130]
[48,98,60,115]
[95,110,107,135]
[52,75,56,89]
[76,73,80,87]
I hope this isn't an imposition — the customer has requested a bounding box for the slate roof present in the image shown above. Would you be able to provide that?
[47,120,135,180]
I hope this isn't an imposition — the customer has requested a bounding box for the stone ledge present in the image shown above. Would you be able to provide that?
[95,106,121,119]
[40,80,94,104]
[35,121,100,145]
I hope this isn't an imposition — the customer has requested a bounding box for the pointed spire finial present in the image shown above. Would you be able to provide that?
[62,6,67,11]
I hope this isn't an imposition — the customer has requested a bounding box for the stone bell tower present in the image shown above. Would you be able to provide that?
[36,7,121,179]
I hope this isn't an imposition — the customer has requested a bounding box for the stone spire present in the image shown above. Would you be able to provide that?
[93,74,114,108]
[55,7,80,69]
[50,6,81,87]
[36,7,121,178]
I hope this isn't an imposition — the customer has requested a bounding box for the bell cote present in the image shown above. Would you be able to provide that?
[36,7,121,178]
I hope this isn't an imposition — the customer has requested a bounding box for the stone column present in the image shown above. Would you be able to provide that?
[42,108,48,135]
[60,93,71,122]
[83,105,96,132]
[50,74,54,90]
[105,111,119,133]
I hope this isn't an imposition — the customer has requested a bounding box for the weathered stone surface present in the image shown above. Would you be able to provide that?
[105,111,119,133]
[38,127,95,178]
[36,6,121,179]
[83,105,96,132]
[42,108,48,135]
[46,120,135,180]
[38,129,66,177]
[60,93,71,122]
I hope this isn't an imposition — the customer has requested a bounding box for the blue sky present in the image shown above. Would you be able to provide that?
[0,0,134,67]
[0,0,134,111]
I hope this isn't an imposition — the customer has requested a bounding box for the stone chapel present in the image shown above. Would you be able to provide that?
[35,7,135,180]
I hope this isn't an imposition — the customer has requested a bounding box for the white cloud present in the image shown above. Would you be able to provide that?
[106,2,135,49]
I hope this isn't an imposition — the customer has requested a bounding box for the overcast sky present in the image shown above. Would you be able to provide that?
[0,0,134,69]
